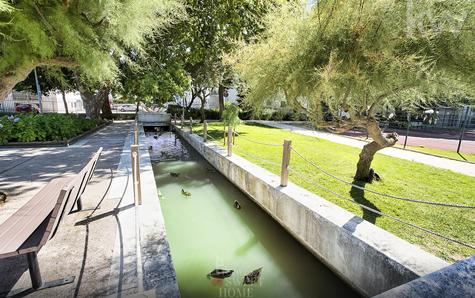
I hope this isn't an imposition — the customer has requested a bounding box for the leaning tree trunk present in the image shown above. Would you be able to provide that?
[354,119,399,182]
[0,64,34,101]
[1,58,78,101]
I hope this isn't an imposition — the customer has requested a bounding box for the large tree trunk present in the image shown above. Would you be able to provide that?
[100,91,113,120]
[61,89,69,114]
[218,84,225,117]
[354,119,398,182]
[78,84,109,119]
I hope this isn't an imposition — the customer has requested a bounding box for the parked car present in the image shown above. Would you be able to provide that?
[117,104,137,112]
[15,104,39,113]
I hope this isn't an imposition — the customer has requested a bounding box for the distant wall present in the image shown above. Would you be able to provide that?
[174,126,449,297]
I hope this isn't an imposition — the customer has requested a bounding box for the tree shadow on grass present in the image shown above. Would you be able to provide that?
[349,180,382,224]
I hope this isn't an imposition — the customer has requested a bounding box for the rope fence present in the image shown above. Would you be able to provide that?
[290,167,475,250]
[185,122,474,249]
[234,131,283,147]
[290,147,475,209]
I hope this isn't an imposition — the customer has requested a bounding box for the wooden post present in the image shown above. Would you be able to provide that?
[203,120,208,142]
[133,123,139,145]
[280,140,292,187]
[180,114,184,129]
[131,145,142,205]
[227,126,233,157]
[189,117,193,134]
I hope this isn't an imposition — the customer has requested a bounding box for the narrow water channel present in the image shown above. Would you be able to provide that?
[149,131,358,298]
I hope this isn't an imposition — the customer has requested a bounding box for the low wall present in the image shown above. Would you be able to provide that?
[174,126,449,297]
[374,256,474,298]
[138,112,170,126]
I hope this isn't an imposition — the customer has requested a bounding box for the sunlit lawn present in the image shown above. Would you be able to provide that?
[191,122,475,262]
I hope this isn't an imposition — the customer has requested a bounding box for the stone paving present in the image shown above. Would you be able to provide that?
[0,121,177,297]
[252,121,475,177]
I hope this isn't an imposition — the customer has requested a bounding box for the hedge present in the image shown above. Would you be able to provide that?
[0,113,101,144]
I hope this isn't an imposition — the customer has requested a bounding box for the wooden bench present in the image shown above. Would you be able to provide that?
[0,147,103,294]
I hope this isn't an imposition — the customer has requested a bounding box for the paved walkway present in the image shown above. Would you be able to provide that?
[252,121,475,177]
[0,121,177,297]
[343,129,475,154]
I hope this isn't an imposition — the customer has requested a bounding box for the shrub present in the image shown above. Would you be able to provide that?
[0,113,101,144]
[167,105,221,120]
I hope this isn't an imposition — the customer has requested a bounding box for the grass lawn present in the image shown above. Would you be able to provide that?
[192,122,475,262]
[396,145,475,163]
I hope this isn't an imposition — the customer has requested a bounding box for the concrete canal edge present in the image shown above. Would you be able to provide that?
[174,126,449,297]
[107,125,180,297]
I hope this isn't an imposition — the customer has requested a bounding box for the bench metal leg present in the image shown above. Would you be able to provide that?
[1,253,76,297]
[27,252,42,289]
[76,198,83,211]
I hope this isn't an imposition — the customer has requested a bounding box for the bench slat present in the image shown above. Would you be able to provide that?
[0,147,103,259]
[17,215,50,255]
[0,178,71,257]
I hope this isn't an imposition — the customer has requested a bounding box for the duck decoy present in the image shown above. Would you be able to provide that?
[170,172,180,177]
[0,192,6,203]
[181,189,191,196]
[207,269,234,279]
[233,200,241,210]
[243,267,262,285]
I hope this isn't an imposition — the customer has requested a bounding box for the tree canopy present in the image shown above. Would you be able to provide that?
[230,0,475,181]
[232,0,474,119]
[0,0,182,100]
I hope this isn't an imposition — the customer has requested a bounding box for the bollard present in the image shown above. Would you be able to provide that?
[174,113,177,126]
[190,117,193,134]
[280,140,292,187]
[203,121,208,142]
[181,114,184,129]
[227,126,233,157]
[133,123,139,145]
[131,145,142,205]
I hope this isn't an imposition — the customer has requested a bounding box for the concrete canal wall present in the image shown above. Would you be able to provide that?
[174,126,449,297]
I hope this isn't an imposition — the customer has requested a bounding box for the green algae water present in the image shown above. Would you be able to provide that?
[150,132,358,298]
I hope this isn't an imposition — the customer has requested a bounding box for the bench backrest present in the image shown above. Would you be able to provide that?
[0,147,103,258]
[43,147,103,243]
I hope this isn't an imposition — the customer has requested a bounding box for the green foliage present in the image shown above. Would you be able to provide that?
[166,105,221,120]
[0,0,183,87]
[0,0,12,13]
[231,1,475,121]
[222,102,242,128]
[0,113,99,144]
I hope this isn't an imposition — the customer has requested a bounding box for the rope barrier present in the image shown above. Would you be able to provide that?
[292,168,475,250]
[233,143,282,167]
[291,147,475,209]
[234,131,282,147]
